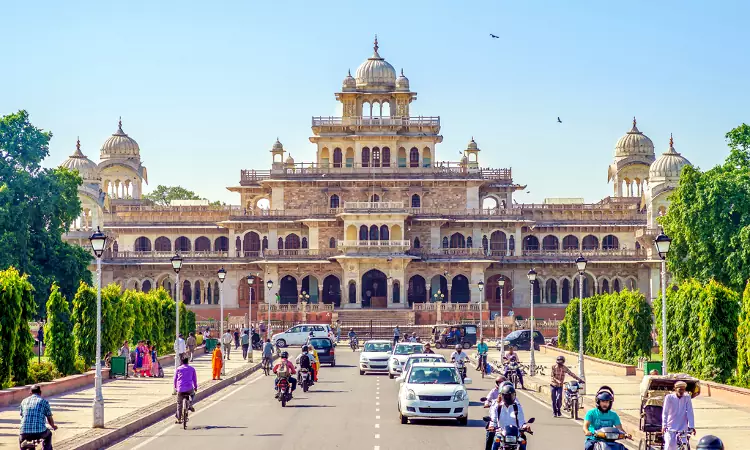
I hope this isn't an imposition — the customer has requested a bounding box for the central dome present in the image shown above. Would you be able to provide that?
[355,37,396,90]
[615,118,654,157]
[101,118,140,159]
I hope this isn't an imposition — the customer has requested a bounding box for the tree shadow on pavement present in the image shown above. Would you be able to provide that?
[192,425,248,430]
[289,405,335,408]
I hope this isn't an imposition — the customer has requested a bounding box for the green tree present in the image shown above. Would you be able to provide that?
[661,124,750,292]
[71,281,97,367]
[0,111,92,313]
[737,282,750,387]
[44,284,77,375]
[144,185,202,206]
[0,267,36,387]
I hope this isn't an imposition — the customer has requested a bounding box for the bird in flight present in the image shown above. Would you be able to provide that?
[557,117,562,123]
[490,33,500,39]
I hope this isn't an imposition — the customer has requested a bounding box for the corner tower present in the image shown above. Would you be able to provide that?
[608,118,655,197]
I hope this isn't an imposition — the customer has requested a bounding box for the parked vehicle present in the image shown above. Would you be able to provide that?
[499,329,545,351]
[308,337,336,366]
[563,380,584,419]
[433,324,477,349]
[272,324,329,348]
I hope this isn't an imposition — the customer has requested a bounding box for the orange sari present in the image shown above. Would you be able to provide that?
[211,347,223,379]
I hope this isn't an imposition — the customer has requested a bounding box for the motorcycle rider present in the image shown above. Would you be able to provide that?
[503,347,526,389]
[488,384,531,450]
[423,342,435,354]
[296,345,315,386]
[273,351,297,397]
[450,344,470,379]
[348,328,357,349]
[583,390,629,450]
[662,381,696,450]
[483,375,509,407]
[551,355,583,417]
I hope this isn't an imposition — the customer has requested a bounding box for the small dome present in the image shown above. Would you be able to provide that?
[272,138,284,152]
[60,138,100,183]
[649,135,691,180]
[342,70,356,91]
[355,37,397,90]
[615,117,654,157]
[467,137,479,151]
[285,154,295,164]
[101,118,140,159]
[396,69,410,91]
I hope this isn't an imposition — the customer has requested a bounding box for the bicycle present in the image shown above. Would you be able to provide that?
[180,395,190,430]
[477,354,488,378]
[676,429,693,450]
[262,356,272,376]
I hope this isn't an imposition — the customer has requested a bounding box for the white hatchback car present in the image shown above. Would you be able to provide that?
[359,340,394,375]
[397,362,471,425]
[395,353,447,382]
[388,343,426,378]
[272,324,329,348]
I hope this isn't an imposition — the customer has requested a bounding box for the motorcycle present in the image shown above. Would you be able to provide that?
[298,367,312,392]
[505,362,520,388]
[590,426,631,450]
[276,376,293,407]
[482,415,535,450]
[563,380,584,420]
[455,359,467,382]
[350,337,359,351]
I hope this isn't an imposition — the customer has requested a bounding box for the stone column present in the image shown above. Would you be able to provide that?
[387,278,394,308]
[470,265,485,303]
[431,225,441,250]
[307,224,319,250]
[514,226,523,256]
[268,228,279,250]
[228,228,237,258]
[446,283,452,303]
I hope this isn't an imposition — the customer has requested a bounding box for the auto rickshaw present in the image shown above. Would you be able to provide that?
[433,324,477,349]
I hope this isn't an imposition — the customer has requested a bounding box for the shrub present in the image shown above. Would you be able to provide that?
[27,361,60,384]
[738,282,750,387]
[44,284,77,376]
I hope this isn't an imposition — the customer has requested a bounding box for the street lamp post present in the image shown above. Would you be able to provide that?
[88,227,107,428]
[477,281,484,342]
[575,254,588,383]
[654,232,672,375]
[527,268,537,376]
[246,275,255,363]
[433,289,444,303]
[267,279,273,342]
[498,278,506,355]
[170,253,183,394]
[217,267,227,375]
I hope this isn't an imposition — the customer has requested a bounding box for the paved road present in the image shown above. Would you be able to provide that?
[108,348,600,450]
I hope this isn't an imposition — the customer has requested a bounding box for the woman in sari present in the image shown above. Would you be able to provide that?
[211,346,223,380]
[150,343,159,377]
[134,340,144,377]
[141,340,153,377]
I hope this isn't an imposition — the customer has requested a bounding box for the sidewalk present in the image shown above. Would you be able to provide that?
[481,348,750,449]
[0,348,260,448]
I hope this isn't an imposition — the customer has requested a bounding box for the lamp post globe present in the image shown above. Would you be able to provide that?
[88,227,107,427]
[575,254,587,273]
[654,231,671,375]
[654,232,672,260]
[89,226,107,258]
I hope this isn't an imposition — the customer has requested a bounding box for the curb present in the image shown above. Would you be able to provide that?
[55,359,267,450]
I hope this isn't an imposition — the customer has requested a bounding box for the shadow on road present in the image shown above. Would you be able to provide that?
[192,425,248,430]
[289,405,335,408]
[311,390,348,393]
[406,418,486,428]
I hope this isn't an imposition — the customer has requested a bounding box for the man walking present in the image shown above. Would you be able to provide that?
[550,355,583,417]
[393,325,401,345]
[335,320,342,343]
[662,381,696,450]
[174,333,187,361]
[186,332,197,362]
[19,385,57,450]
[241,329,250,360]
[222,329,233,360]
[233,328,240,350]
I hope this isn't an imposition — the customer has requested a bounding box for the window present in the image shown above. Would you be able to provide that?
[333,148,342,168]
[362,147,370,167]
[330,194,340,209]
[380,225,389,241]
[414,237,421,248]
[372,147,381,167]
[442,236,449,248]
[278,237,284,249]
[409,147,419,167]
[370,194,380,202]
[466,237,473,248]
[359,225,368,241]
[369,225,379,240]
[329,237,336,248]
[411,194,421,208]
[301,237,308,249]
[602,235,619,250]
[382,147,391,167]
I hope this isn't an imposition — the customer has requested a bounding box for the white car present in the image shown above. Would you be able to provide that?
[272,324,329,348]
[395,353,447,382]
[388,343,426,378]
[397,362,471,425]
[359,340,394,375]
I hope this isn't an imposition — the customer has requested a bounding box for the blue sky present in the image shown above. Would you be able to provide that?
[2,0,747,204]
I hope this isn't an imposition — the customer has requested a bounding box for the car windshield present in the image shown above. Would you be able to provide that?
[310,339,331,349]
[408,367,461,384]
[394,344,424,355]
[505,330,523,340]
[405,357,444,371]
[364,343,392,353]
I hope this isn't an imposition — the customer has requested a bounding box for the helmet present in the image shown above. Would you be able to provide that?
[455,345,462,351]
[280,351,289,359]
[350,328,354,331]
[302,345,309,352]
[556,355,565,364]
[495,376,506,386]
[595,390,614,412]
[696,435,724,450]
[500,383,516,406]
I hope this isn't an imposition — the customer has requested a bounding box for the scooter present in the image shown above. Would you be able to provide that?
[505,362,520,388]
[590,426,631,450]
[563,380,584,419]
[298,367,312,392]
[455,359,467,382]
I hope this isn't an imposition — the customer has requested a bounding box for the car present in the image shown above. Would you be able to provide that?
[388,343,426,378]
[308,337,335,366]
[433,324,477,349]
[397,362,471,425]
[499,329,545,351]
[272,324,329,348]
[359,340,393,375]
[395,353,447,383]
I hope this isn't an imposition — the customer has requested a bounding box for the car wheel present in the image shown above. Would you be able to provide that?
[457,416,468,426]
[360,370,365,375]
[330,360,336,367]
[276,339,287,348]
[462,342,471,349]
[400,413,409,424]
[389,373,394,379]
[435,342,442,349]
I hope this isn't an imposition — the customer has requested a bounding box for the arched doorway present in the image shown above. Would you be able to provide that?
[408,275,426,306]
[279,275,298,304]
[238,275,265,307]
[243,232,260,257]
[485,274,512,308]
[429,275,449,302]
[302,275,319,304]
[451,275,470,303]
[361,269,387,308]
[393,281,401,304]
[322,275,341,307]
[348,281,357,304]
[182,280,192,304]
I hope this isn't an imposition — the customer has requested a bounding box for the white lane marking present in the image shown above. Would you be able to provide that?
[375,434,380,439]
[375,423,380,428]
[129,372,265,449]
[376,415,380,420]
[376,401,380,405]
[376,408,380,412]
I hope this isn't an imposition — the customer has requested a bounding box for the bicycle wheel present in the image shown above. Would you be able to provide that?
[182,398,189,429]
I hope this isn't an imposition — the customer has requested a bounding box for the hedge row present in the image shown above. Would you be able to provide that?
[557,289,653,365]
[654,279,740,384]
[0,268,36,388]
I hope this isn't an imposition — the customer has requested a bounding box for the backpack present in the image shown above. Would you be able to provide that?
[277,362,290,378]
[299,353,311,369]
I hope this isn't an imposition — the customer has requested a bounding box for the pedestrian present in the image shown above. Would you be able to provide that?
[36,324,44,350]
[19,385,57,450]
[203,328,210,341]
[119,340,130,375]
[186,332,197,362]
[174,333,187,362]
[393,325,400,345]
[662,381,696,450]
[211,345,223,380]
[241,329,250,359]
[222,329,233,360]
[134,340,145,377]
[550,355,583,417]
[142,340,153,377]
[259,321,267,341]
[234,328,240,349]
[336,319,341,343]
[151,343,161,377]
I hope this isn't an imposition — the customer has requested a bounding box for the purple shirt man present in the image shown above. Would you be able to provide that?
[174,363,198,393]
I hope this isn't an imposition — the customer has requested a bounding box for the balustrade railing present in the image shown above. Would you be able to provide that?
[311,116,440,128]
[106,250,229,259]
[339,240,411,248]
[257,303,335,312]
[343,201,404,210]
[412,303,488,311]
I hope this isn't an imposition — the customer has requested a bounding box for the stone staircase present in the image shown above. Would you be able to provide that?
[335,308,421,340]
[335,308,414,324]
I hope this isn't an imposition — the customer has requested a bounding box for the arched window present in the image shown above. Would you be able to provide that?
[562,235,579,250]
[601,279,610,294]
[175,236,191,252]
[602,235,619,250]
[333,148,342,168]
[301,237,308,249]
[509,235,515,255]
[582,235,599,250]
[195,236,211,252]
[277,237,284,249]
[155,236,171,252]
[359,225,368,241]
[522,235,540,252]
[532,280,541,304]
[214,236,229,252]
[262,236,268,250]
[482,235,488,253]
[361,147,370,167]
[545,279,558,304]
[372,147,381,167]
[542,235,559,251]
[330,194,340,209]
[370,194,380,202]
[414,237,421,248]
[285,234,301,249]
[411,194,421,208]
[329,237,336,248]
[380,225,389,241]
[450,233,465,248]
[369,225,379,241]
[613,279,621,292]
[135,237,151,252]
[142,280,152,293]
[466,237,473,248]
[442,236,449,248]
[490,231,507,256]
[382,147,391,167]
[409,147,419,168]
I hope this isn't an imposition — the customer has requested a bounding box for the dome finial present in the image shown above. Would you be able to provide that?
[374,34,379,54]
[76,136,81,152]
[669,133,674,149]
[348,69,352,76]
[118,116,123,131]
[633,116,637,128]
